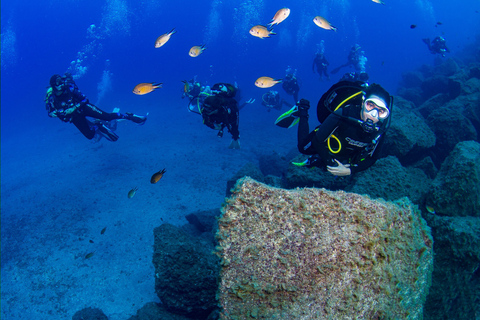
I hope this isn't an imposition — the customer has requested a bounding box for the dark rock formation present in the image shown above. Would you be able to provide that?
[126,302,191,320]
[426,140,480,217]
[72,307,108,320]
[152,224,220,319]
[225,162,264,196]
[349,156,431,205]
[422,215,480,320]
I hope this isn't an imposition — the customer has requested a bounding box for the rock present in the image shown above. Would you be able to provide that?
[349,156,431,205]
[411,156,438,179]
[285,155,351,190]
[400,70,424,88]
[258,151,290,177]
[427,141,480,217]
[126,302,192,320]
[461,77,480,95]
[418,93,451,119]
[216,178,433,319]
[397,87,423,107]
[72,307,108,320]
[422,215,480,320]
[226,162,264,197]
[421,76,461,101]
[427,106,477,163]
[263,174,285,188]
[153,224,220,319]
[434,58,460,77]
[383,105,436,161]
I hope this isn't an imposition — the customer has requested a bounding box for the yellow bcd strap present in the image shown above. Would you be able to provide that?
[327,134,341,154]
[333,91,363,112]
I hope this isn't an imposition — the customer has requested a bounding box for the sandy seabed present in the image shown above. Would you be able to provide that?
[0,95,297,320]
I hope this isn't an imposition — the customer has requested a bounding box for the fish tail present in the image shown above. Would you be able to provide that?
[153,82,163,88]
[169,28,176,35]
[331,26,338,32]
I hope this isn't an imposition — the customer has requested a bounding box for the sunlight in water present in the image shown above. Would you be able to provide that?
[101,0,131,37]
[233,0,264,42]
[96,60,113,105]
[204,0,223,44]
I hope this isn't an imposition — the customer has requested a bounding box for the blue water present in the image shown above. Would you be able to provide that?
[1,0,479,319]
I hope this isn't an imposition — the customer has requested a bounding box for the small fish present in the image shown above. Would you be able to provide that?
[85,252,95,259]
[372,0,385,4]
[410,24,417,29]
[133,82,163,95]
[151,168,166,184]
[89,240,94,243]
[155,28,176,48]
[249,25,276,39]
[101,227,107,235]
[268,8,290,27]
[128,187,138,199]
[189,45,206,57]
[182,80,190,93]
[425,205,436,214]
[313,16,337,31]
[255,76,282,88]
[436,21,442,25]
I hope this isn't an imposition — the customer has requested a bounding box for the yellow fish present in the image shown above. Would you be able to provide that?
[268,8,290,27]
[255,76,282,88]
[133,82,163,95]
[155,28,176,48]
[189,45,206,57]
[249,25,276,39]
[150,168,166,184]
[313,16,337,31]
[372,0,385,4]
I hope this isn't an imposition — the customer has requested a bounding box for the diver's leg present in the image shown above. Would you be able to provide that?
[71,115,96,140]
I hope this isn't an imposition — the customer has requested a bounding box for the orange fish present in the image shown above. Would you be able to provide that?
[268,8,290,27]
[189,45,206,57]
[133,82,163,95]
[313,16,337,31]
[155,28,176,48]
[150,168,166,184]
[249,25,276,39]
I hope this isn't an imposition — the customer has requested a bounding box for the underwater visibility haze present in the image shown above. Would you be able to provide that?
[1,0,480,319]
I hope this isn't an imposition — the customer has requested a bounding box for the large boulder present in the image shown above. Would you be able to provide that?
[349,156,431,205]
[383,104,436,161]
[216,178,433,319]
[152,224,220,319]
[422,215,480,320]
[427,140,480,217]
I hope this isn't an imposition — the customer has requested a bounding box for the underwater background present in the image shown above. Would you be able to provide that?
[1,0,479,319]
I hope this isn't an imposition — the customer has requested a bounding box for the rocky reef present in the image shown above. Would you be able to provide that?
[216,178,433,319]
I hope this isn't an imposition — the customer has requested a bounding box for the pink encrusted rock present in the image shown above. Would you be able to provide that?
[216,177,433,319]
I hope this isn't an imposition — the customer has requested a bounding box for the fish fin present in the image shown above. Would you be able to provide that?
[153,82,163,89]
[169,28,176,35]
[331,26,338,32]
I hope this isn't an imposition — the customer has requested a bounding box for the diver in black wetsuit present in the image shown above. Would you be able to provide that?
[282,73,300,103]
[423,36,450,57]
[200,83,241,149]
[45,73,147,141]
[294,81,392,176]
[312,52,330,81]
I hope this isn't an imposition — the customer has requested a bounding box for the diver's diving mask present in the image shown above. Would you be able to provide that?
[363,96,389,120]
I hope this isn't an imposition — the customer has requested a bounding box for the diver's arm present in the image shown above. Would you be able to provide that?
[350,135,385,174]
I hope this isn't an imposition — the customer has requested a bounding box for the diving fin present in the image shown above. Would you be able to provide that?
[275,105,299,128]
[229,139,241,149]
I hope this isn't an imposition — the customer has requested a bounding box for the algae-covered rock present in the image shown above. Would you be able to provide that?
[216,178,433,319]
[427,140,480,217]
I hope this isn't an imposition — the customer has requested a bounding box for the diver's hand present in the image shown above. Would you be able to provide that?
[327,159,351,176]
[296,99,310,109]
[246,98,255,104]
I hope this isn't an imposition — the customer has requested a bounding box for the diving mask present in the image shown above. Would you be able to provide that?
[363,96,389,120]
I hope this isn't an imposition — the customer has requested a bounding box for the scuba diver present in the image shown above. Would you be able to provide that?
[331,44,368,76]
[274,80,392,176]
[261,90,292,111]
[188,83,241,149]
[45,73,147,142]
[312,52,330,81]
[423,36,450,57]
[282,67,300,103]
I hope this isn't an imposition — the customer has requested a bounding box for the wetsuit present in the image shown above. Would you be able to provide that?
[282,75,300,103]
[298,103,385,174]
[46,83,125,140]
[202,95,240,141]
[313,54,330,79]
